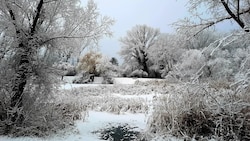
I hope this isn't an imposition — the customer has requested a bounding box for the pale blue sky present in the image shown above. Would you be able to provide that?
[81,0,237,63]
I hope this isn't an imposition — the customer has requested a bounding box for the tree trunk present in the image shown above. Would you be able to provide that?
[140,49,149,75]
[9,43,31,123]
[141,60,148,75]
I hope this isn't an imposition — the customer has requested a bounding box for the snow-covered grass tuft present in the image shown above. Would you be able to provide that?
[58,85,150,114]
[147,81,250,140]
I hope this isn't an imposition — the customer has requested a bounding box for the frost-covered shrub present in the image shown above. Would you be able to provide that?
[174,49,206,80]
[147,65,162,78]
[0,85,85,137]
[207,57,233,79]
[96,55,121,77]
[53,61,76,76]
[65,68,77,76]
[0,62,84,136]
[129,69,148,78]
[102,76,114,84]
[77,51,102,75]
[147,83,250,140]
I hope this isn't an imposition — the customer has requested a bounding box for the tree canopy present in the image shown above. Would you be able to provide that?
[0,0,114,132]
[120,25,160,77]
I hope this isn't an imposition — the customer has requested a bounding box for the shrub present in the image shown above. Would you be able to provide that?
[65,68,77,76]
[147,83,250,140]
[129,69,148,78]
[0,86,85,137]
[102,76,114,84]
[0,67,85,137]
[53,61,77,76]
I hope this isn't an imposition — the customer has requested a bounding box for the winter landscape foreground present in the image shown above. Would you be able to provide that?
[0,77,180,141]
[1,0,250,141]
[1,77,249,141]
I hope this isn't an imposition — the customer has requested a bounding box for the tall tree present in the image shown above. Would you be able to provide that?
[148,33,184,75]
[0,0,113,127]
[120,25,160,76]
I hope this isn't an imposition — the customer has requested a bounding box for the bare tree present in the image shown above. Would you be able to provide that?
[0,0,113,128]
[120,25,160,76]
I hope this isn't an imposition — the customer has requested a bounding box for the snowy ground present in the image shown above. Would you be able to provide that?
[0,112,146,141]
[0,77,181,141]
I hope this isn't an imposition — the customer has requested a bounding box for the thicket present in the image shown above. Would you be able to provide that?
[146,80,250,140]
[0,61,85,136]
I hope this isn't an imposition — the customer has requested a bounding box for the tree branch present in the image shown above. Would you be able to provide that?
[193,6,250,36]
[41,35,95,45]
[31,0,44,35]
[6,2,20,35]
[221,0,245,29]
[237,0,240,20]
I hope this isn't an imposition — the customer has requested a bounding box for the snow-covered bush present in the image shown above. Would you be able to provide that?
[129,69,148,78]
[147,83,250,140]
[96,55,121,77]
[207,57,233,79]
[102,76,114,84]
[77,51,102,75]
[0,71,85,137]
[53,61,76,76]
[148,33,184,78]
[174,49,206,80]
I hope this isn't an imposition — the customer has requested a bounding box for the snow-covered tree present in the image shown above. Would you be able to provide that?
[120,25,160,77]
[96,55,120,77]
[0,0,113,128]
[148,33,184,77]
[172,0,250,81]
[77,51,102,75]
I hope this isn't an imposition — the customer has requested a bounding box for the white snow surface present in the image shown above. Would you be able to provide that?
[60,77,162,90]
[0,111,146,141]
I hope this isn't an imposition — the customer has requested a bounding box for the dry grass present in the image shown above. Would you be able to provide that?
[147,81,250,140]
[2,77,248,140]
[58,86,150,114]
[0,83,153,137]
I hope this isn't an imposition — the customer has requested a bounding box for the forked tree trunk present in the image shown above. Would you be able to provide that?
[6,0,44,126]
